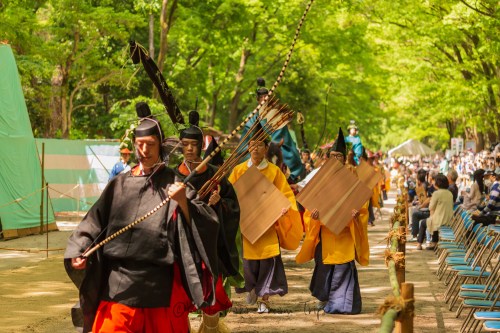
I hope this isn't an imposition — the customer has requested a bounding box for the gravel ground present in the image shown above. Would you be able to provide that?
[0,194,463,332]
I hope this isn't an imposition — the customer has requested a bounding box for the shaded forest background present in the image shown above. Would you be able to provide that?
[2,0,499,151]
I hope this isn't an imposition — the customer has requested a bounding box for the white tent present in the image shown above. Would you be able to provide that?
[388,139,435,156]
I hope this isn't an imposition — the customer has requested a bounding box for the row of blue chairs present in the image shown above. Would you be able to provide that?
[434,206,500,332]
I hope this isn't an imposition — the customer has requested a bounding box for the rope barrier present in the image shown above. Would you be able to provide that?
[47,185,95,206]
[0,247,65,253]
[377,191,414,333]
[0,183,94,210]
[384,249,406,270]
[0,185,48,209]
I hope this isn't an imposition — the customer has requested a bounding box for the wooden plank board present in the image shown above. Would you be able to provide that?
[296,158,372,235]
[356,160,383,190]
[232,165,291,244]
[2,223,59,240]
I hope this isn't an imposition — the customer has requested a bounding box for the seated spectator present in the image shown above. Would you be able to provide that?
[407,174,417,202]
[447,169,459,203]
[472,168,500,226]
[408,169,436,242]
[461,169,485,211]
[416,174,454,250]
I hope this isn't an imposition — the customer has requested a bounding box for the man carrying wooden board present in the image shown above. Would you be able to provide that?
[229,134,302,314]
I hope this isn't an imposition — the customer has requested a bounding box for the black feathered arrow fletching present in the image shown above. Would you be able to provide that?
[129,40,185,125]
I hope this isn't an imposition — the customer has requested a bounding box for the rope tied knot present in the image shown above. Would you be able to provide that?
[376,295,415,319]
[384,249,405,269]
[385,229,406,246]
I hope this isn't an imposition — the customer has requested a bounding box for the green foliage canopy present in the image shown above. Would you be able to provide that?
[1,0,499,151]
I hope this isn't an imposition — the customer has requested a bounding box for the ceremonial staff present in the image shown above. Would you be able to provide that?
[82,0,315,258]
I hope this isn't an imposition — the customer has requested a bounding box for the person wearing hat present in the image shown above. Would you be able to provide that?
[64,102,220,333]
[296,127,369,314]
[472,168,500,226]
[174,111,241,332]
[238,78,304,183]
[228,134,302,314]
[345,120,363,165]
[108,147,132,181]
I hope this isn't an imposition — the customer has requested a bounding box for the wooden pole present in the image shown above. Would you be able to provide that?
[399,283,414,333]
[397,225,406,285]
[39,143,45,234]
[404,195,409,229]
[46,182,49,258]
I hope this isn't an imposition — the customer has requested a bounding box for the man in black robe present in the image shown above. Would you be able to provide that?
[174,111,241,332]
[64,103,219,333]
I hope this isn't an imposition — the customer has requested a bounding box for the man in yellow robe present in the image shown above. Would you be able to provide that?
[229,137,302,314]
[296,128,369,314]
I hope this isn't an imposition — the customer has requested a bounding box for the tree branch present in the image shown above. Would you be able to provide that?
[459,0,495,18]
[434,44,456,63]
[72,103,97,112]
[68,71,120,123]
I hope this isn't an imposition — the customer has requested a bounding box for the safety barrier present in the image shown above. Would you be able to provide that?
[378,193,414,333]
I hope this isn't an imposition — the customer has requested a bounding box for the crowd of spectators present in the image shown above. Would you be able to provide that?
[388,143,500,250]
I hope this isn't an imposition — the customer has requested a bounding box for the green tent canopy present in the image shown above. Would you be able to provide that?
[0,44,56,238]
[35,138,120,212]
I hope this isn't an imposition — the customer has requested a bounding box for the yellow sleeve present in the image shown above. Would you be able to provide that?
[270,165,298,210]
[371,186,381,208]
[352,201,370,266]
[228,163,245,184]
[270,165,303,250]
[295,210,321,264]
[276,209,303,250]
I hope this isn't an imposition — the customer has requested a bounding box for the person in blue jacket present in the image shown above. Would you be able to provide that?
[345,120,363,165]
[108,148,132,181]
[239,78,304,182]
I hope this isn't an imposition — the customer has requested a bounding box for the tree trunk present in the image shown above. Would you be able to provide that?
[60,30,80,138]
[228,43,251,132]
[149,12,155,60]
[103,93,109,113]
[445,119,456,143]
[207,60,217,127]
[487,131,496,147]
[476,128,485,152]
[61,85,68,138]
[210,91,218,127]
[157,0,178,74]
[49,65,63,137]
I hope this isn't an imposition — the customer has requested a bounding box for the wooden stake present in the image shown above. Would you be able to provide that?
[395,283,414,333]
[397,226,406,286]
[39,143,45,234]
[46,182,49,258]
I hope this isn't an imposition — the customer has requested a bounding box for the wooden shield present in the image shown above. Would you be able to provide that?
[296,158,372,235]
[356,160,383,190]
[232,165,291,244]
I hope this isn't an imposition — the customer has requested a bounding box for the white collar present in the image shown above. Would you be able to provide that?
[247,158,269,170]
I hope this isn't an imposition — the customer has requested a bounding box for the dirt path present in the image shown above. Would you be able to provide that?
[0,195,463,332]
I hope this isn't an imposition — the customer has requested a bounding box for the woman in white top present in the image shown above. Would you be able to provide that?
[461,169,485,211]
[416,174,454,250]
